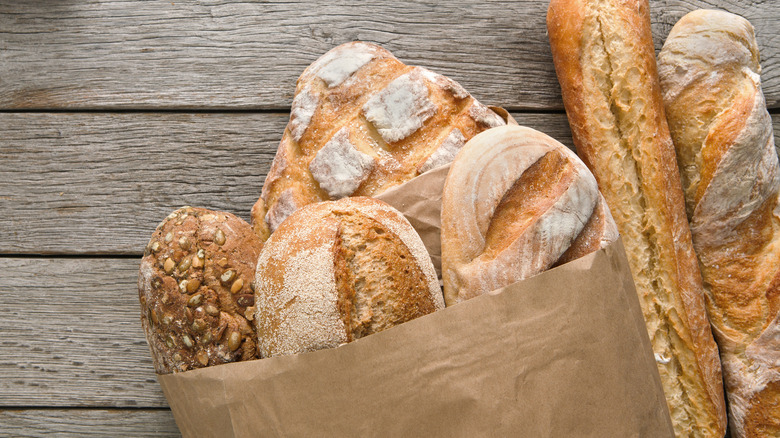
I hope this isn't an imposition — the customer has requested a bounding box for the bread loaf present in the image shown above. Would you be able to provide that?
[441,125,618,305]
[138,207,263,374]
[253,197,443,357]
[547,0,727,435]
[250,41,507,240]
[658,10,780,437]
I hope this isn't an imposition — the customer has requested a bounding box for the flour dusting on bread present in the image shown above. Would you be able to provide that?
[469,101,505,129]
[362,68,437,143]
[309,127,375,199]
[256,240,346,356]
[264,188,300,232]
[315,44,377,87]
[289,85,319,142]
[419,129,466,174]
[419,67,470,99]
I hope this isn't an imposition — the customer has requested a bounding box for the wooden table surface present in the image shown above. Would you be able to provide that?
[1,0,778,436]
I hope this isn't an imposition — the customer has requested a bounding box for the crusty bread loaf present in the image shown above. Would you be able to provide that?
[441,125,618,305]
[547,0,727,435]
[250,41,507,240]
[253,197,443,357]
[138,207,263,374]
[658,10,780,437]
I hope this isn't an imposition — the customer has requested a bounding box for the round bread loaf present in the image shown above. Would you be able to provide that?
[253,197,443,357]
[138,206,263,374]
[250,41,507,240]
[441,125,618,305]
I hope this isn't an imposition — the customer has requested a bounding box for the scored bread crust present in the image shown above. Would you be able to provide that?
[547,0,727,436]
[253,197,443,357]
[138,207,263,374]
[658,10,780,437]
[441,125,618,306]
[250,41,506,240]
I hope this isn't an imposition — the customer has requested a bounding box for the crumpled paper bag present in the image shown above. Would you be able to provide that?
[158,146,673,437]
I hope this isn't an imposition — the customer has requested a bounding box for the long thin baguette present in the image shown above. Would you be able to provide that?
[658,10,780,437]
[547,0,727,435]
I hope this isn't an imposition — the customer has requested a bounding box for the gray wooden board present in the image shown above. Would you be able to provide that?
[0,257,168,408]
[0,0,778,110]
[0,111,575,255]
[0,409,179,437]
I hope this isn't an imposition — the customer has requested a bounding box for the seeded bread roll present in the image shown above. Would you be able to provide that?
[658,10,780,437]
[547,0,727,435]
[441,125,618,305]
[250,41,507,240]
[138,206,263,374]
[253,197,443,357]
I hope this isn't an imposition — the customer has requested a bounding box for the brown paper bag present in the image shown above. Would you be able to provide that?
[159,154,673,437]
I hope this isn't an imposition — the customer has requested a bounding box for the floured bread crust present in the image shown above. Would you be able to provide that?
[251,41,507,240]
[441,125,618,305]
[658,10,780,437]
[138,207,263,374]
[547,1,727,436]
[253,197,443,357]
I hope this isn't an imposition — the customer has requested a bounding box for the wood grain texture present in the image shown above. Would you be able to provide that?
[0,0,777,110]
[0,257,168,407]
[0,111,575,255]
[0,409,179,437]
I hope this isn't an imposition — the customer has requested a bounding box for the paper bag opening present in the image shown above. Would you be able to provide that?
[159,239,672,437]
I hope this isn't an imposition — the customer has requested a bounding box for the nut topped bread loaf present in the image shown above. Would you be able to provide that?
[138,207,263,374]
[253,197,443,357]
[441,125,618,305]
[250,41,507,240]
[658,10,780,437]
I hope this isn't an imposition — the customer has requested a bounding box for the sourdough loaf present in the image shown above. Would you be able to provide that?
[441,125,618,305]
[251,41,506,240]
[138,207,263,374]
[253,197,443,357]
[547,0,727,435]
[658,10,780,437]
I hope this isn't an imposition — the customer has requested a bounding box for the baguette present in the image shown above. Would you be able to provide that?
[441,125,617,305]
[547,0,727,435]
[658,10,780,437]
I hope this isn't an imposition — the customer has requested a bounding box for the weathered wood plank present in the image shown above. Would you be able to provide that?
[1,0,778,110]
[0,409,179,437]
[0,112,280,254]
[0,111,575,255]
[0,258,168,407]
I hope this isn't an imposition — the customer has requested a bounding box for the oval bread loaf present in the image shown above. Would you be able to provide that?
[250,41,507,240]
[138,207,263,374]
[658,10,780,437]
[441,125,618,305]
[253,197,444,357]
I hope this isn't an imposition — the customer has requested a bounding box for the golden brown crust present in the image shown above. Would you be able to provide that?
[556,197,615,266]
[253,197,443,357]
[658,10,780,437]
[548,1,727,435]
[251,41,506,239]
[138,207,263,374]
[441,125,617,305]
[482,150,575,258]
[743,381,780,438]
